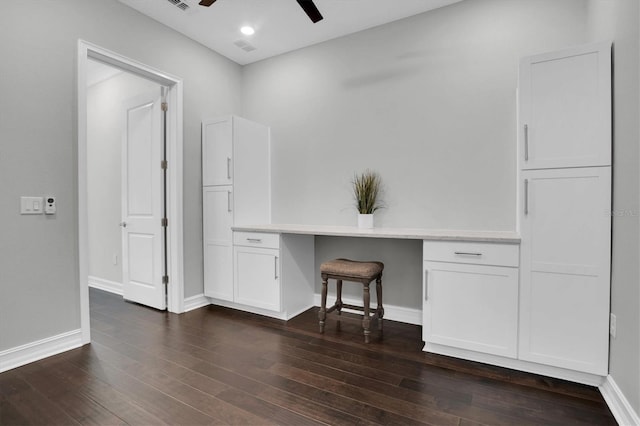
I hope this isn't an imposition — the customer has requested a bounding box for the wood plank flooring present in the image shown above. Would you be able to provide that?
[0,288,616,425]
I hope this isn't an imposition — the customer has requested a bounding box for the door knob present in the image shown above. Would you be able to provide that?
[119,221,127,228]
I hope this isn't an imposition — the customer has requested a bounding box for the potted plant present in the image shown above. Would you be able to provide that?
[352,169,382,228]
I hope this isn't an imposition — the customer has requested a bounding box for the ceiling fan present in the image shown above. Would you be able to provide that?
[198,0,323,23]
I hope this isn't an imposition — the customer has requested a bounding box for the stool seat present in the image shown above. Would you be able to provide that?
[320,258,383,280]
[319,258,385,343]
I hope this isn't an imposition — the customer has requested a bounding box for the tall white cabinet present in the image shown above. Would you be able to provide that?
[518,42,612,375]
[202,117,315,319]
[202,116,271,301]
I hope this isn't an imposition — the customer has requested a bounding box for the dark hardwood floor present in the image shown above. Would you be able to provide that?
[0,288,616,425]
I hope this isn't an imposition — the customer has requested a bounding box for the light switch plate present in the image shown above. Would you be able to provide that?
[20,197,44,214]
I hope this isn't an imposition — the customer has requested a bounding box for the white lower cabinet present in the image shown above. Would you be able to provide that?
[234,243,281,312]
[423,241,520,359]
[229,232,315,319]
[519,167,611,375]
[203,187,233,301]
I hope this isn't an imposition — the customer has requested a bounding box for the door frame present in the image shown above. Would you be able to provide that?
[77,40,185,344]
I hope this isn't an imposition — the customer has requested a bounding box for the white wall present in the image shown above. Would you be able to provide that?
[587,0,640,416]
[242,0,590,308]
[243,0,589,230]
[0,0,242,351]
[87,67,160,285]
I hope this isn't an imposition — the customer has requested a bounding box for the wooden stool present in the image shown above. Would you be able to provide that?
[319,258,384,343]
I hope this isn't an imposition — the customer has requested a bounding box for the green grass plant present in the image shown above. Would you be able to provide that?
[353,170,382,214]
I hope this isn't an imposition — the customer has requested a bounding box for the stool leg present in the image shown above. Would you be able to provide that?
[319,275,328,333]
[362,282,371,343]
[376,275,384,331]
[336,280,343,315]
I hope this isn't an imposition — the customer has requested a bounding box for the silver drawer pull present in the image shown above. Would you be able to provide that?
[524,124,529,161]
[424,270,428,301]
[454,251,483,256]
[274,256,278,279]
[524,178,529,215]
[246,238,262,243]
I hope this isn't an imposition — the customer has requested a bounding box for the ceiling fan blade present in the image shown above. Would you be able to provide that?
[199,0,217,6]
[296,0,323,23]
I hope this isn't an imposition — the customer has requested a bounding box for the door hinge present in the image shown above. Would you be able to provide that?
[162,275,169,285]
[161,102,168,112]
[161,217,168,227]
[161,160,168,170]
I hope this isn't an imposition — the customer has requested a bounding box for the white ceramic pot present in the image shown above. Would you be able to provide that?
[357,213,374,229]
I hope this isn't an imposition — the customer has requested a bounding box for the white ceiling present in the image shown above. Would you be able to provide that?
[118,0,463,65]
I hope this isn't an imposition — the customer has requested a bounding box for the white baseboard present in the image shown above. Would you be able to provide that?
[600,375,640,426]
[184,294,211,312]
[425,342,605,387]
[88,275,123,295]
[207,297,308,320]
[313,293,421,325]
[0,329,83,373]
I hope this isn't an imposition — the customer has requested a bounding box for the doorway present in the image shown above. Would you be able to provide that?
[77,40,185,344]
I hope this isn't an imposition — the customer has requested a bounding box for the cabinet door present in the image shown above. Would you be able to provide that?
[423,262,518,358]
[233,117,271,225]
[234,246,280,312]
[519,167,611,375]
[203,187,233,300]
[518,42,611,169]
[202,117,233,186]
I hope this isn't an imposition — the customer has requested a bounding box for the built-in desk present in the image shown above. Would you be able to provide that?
[229,223,520,325]
[226,224,600,384]
[232,224,521,243]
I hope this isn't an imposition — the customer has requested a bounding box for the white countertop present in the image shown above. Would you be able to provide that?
[232,224,521,243]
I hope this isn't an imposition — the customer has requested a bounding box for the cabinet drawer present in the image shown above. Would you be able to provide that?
[423,240,519,267]
[234,232,280,249]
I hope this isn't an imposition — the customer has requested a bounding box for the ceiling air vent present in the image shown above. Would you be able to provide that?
[234,39,256,52]
[167,0,190,12]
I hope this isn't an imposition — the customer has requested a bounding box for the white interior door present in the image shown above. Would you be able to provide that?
[121,89,166,310]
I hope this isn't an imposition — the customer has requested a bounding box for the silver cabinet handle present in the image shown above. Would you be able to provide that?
[119,221,127,228]
[227,191,232,212]
[424,269,428,301]
[524,124,529,161]
[226,157,231,179]
[246,238,262,243]
[454,252,482,256]
[524,179,529,215]
[274,256,279,279]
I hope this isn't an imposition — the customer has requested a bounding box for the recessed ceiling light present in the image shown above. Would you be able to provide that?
[240,26,255,36]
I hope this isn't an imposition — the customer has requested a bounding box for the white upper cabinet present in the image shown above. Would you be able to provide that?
[202,117,233,186]
[232,117,271,226]
[518,42,611,170]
